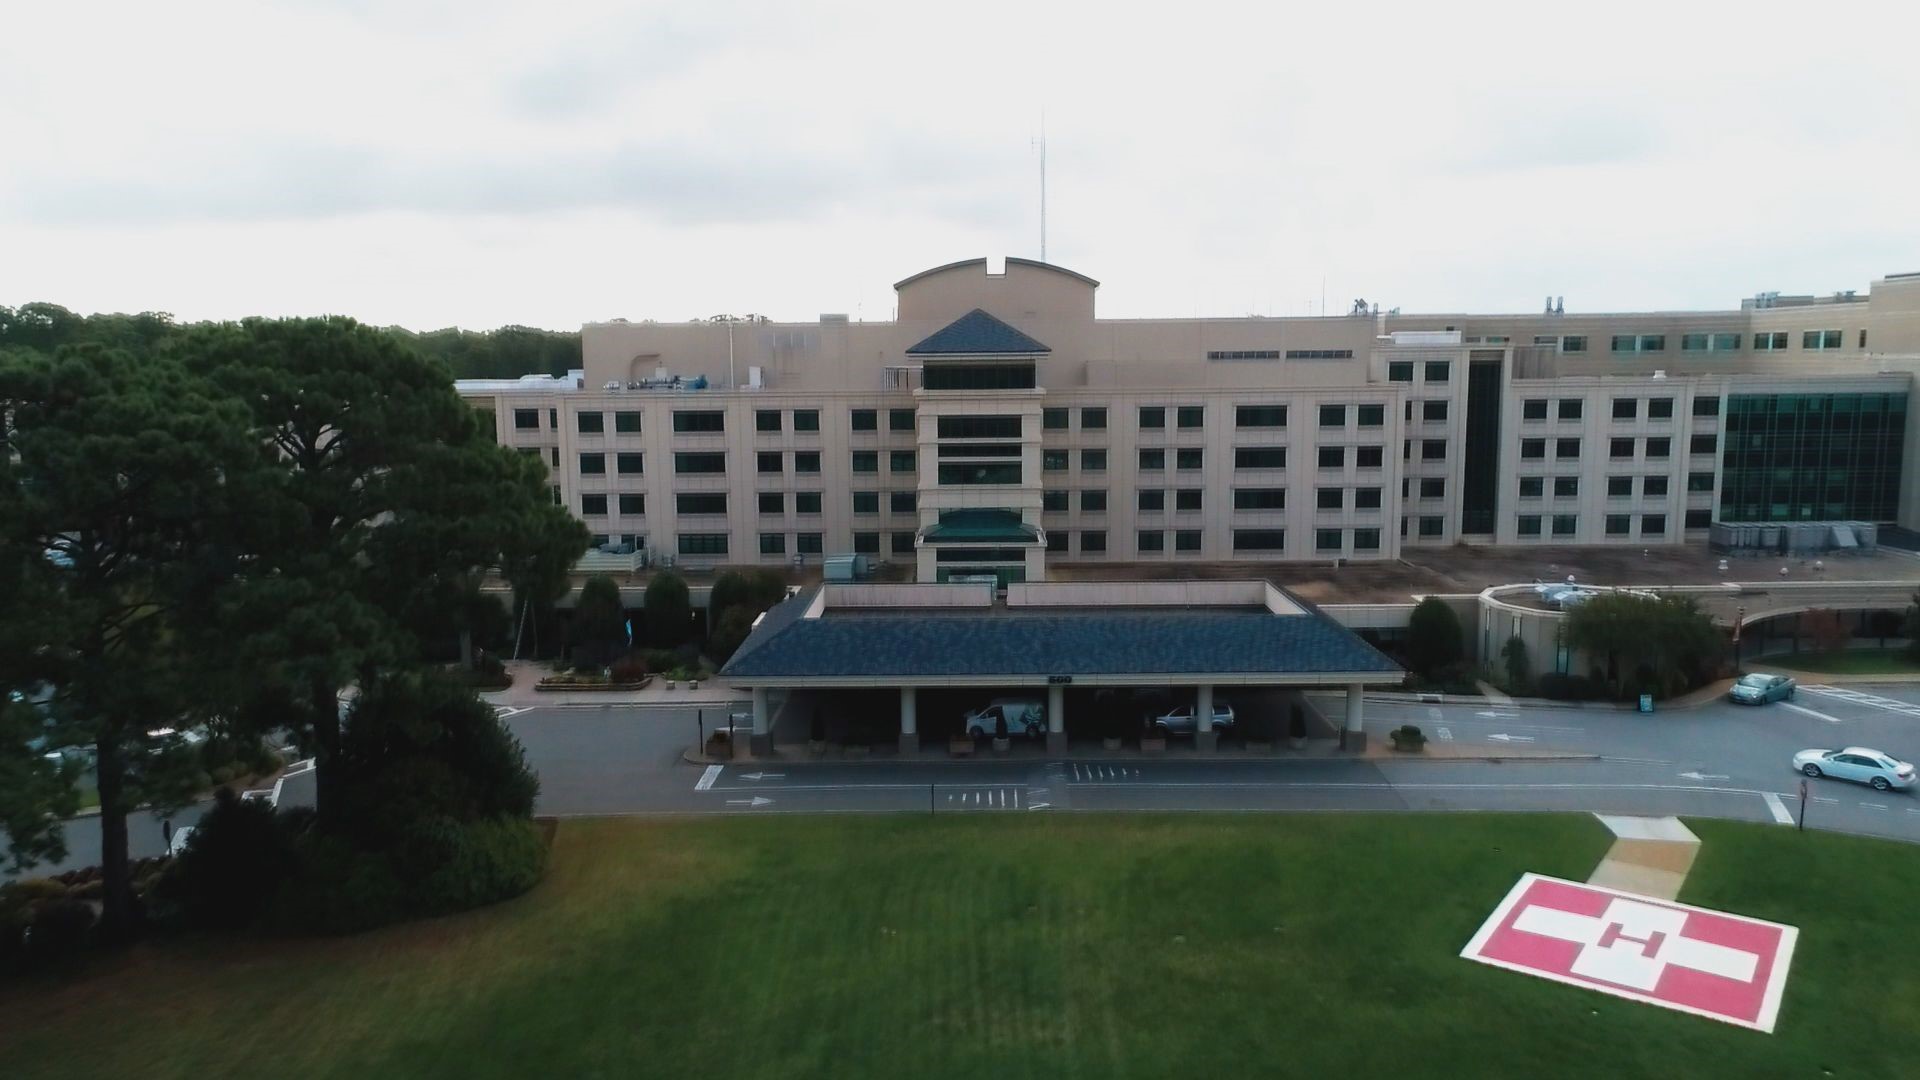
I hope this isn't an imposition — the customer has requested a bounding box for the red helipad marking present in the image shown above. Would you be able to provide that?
[1460,873,1798,1033]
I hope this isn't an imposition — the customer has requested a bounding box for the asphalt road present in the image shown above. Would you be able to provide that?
[17,682,1920,880]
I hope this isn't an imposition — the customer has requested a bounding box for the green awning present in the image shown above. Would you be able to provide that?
[919,509,1040,545]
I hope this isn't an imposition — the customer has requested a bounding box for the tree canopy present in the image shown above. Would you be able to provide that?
[1565,593,1725,697]
[643,572,693,647]
[1405,597,1465,678]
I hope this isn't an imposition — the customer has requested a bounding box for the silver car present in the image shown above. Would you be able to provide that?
[1150,702,1235,736]
[1793,746,1916,792]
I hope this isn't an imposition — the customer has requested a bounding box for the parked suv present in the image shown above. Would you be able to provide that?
[1149,701,1236,736]
[963,698,1047,738]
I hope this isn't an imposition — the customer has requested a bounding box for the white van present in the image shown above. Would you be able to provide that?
[962,698,1046,738]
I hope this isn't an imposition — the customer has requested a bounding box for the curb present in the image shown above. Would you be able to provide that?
[679,746,1604,768]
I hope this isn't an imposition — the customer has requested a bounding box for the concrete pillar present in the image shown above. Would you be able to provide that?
[749,687,773,756]
[1342,683,1367,751]
[1046,683,1067,753]
[1194,684,1217,752]
[899,686,919,755]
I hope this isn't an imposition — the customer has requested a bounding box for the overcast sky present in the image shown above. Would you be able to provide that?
[4,0,1918,330]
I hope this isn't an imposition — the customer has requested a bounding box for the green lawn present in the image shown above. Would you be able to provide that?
[1765,646,1920,675]
[4,814,1917,1079]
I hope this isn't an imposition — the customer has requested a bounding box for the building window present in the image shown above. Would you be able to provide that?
[1558,399,1583,421]
[1612,398,1637,420]
[1804,330,1843,350]
[755,410,781,432]
[853,491,880,514]
[1082,449,1108,471]
[1424,361,1451,382]
[1139,448,1165,471]
[851,451,879,473]
[1645,437,1670,458]
[1642,514,1667,536]
[893,532,916,554]
[1237,405,1287,428]
[1610,438,1635,459]
[795,492,822,514]
[793,410,820,432]
[614,410,642,434]
[1081,407,1107,429]
[1357,404,1385,427]
[513,408,539,430]
[1139,406,1166,429]
[1685,509,1712,529]
[1648,398,1674,420]
[890,450,915,473]
[1519,477,1544,498]
[1551,514,1577,536]
[1421,440,1446,461]
[1081,490,1107,512]
[797,533,823,555]
[1553,476,1579,498]
[1561,336,1587,353]
[794,451,821,474]
[1175,488,1202,511]
[1138,489,1165,513]
[1605,514,1631,536]
[676,493,727,515]
[1318,446,1345,469]
[581,494,608,516]
[1356,445,1383,469]
[618,494,645,516]
[758,492,784,514]
[617,452,644,475]
[1175,529,1202,552]
[579,453,606,475]
[1693,395,1721,417]
[1233,529,1286,551]
[1422,400,1448,423]
[1043,450,1069,471]
[679,530,729,553]
[1523,399,1547,421]
[1177,405,1205,428]
[1688,472,1715,493]
[850,408,877,432]
[1419,516,1444,537]
[1315,528,1343,553]
[1681,333,1710,352]
[1236,446,1286,469]
[1043,490,1068,512]
[1640,335,1666,352]
[1176,448,1203,470]
[1520,438,1545,460]
[1286,349,1354,360]
[673,411,724,434]
[1319,404,1347,427]
[1387,361,1414,382]
[1355,487,1382,509]
[1517,515,1542,536]
[1234,488,1287,511]
[1753,332,1788,351]
[758,533,785,555]
[1607,476,1632,498]
[1690,433,1717,455]
[674,452,726,475]
[1420,478,1445,499]
[1137,531,1165,553]
[757,451,783,474]
[890,408,916,432]
[891,491,916,513]
[1643,475,1669,497]
[937,462,1021,485]
[1317,487,1344,510]
[1555,437,1580,459]
[1081,530,1107,553]
[937,415,1021,440]
[1353,528,1380,551]
[1043,407,1068,430]
[1207,349,1281,361]
[1611,335,1637,353]
[578,411,604,434]
[854,532,880,554]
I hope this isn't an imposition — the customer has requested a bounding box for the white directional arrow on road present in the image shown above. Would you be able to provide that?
[1486,733,1535,743]
[1678,771,1730,781]
[1475,710,1518,719]
[740,772,785,781]
[725,797,773,808]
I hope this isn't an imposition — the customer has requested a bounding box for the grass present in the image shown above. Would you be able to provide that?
[1764,646,1920,675]
[3,814,1918,1079]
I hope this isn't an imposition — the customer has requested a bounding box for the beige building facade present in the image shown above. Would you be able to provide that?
[457,259,1920,581]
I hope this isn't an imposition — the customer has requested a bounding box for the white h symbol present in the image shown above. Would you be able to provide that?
[1513,897,1760,991]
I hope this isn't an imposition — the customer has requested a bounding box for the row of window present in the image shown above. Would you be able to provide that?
[1203,349,1357,362]
[1596,331,1853,355]
[1521,395,1720,422]
[1385,361,1452,383]
[1519,436,1710,461]
[1516,473,1715,499]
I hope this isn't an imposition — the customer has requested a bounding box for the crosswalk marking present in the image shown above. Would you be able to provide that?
[941,786,1029,811]
[1800,685,1920,719]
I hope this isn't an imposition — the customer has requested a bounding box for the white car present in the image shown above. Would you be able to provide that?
[1793,746,1915,792]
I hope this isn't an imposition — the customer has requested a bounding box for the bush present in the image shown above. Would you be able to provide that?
[1407,598,1465,679]
[22,898,96,967]
[608,654,649,682]
[706,605,757,665]
[166,787,300,930]
[1389,724,1427,751]
[411,818,547,917]
[1501,636,1531,694]
[269,832,408,936]
[642,572,692,647]
[1536,673,1601,701]
[5,878,70,903]
[267,818,545,935]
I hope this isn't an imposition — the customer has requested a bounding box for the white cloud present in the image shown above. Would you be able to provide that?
[2,0,1917,327]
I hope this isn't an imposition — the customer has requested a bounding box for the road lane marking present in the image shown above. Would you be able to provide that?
[1799,686,1920,719]
[1603,757,1676,766]
[1781,702,1845,724]
[1762,792,1794,824]
[1437,727,1454,742]
[694,765,722,791]
[1862,803,1890,811]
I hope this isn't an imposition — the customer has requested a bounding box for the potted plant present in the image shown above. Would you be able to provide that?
[1101,708,1122,751]
[1288,703,1308,750]
[991,713,1011,755]
[1140,715,1166,754]
[1388,724,1426,752]
[807,708,828,757]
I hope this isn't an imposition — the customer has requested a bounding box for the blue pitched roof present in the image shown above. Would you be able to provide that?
[906,309,1050,356]
[721,589,1402,680]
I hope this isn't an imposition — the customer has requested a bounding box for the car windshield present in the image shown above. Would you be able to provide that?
[1737,675,1773,688]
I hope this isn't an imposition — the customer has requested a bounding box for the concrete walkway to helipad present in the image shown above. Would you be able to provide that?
[1587,814,1701,900]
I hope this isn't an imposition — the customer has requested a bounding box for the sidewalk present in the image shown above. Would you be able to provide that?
[685,737,1598,767]
[1365,677,1734,713]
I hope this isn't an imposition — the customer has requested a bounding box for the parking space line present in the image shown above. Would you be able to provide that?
[1781,702,1846,724]
[1862,803,1891,811]
[1762,792,1794,824]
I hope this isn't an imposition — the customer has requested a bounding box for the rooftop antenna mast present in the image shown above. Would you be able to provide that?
[1032,109,1047,263]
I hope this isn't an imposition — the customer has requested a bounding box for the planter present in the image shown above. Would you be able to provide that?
[991,737,1011,755]
[665,680,678,690]
[688,680,701,691]
[535,676,651,692]
[1101,737,1122,751]
[1141,736,1167,754]
[1390,739,1424,753]
[949,736,975,757]
[807,739,829,758]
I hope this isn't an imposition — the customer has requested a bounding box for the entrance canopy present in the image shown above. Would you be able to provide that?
[919,508,1040,545]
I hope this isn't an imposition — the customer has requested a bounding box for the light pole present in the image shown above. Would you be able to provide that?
[709,313,764,389]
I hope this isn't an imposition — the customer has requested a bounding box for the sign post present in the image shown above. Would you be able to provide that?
[1797,778,1808,832]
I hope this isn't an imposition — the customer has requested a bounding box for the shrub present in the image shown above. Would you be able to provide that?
[24,898,96,966]
[166,787,300,930]
[1501,636,1531,693]
[411,818,547,917]
[6,878,70,903]
[1389,724,1427,751]
[706,605,758,665]
[1536,673,1599,701]
[643,572,692,647]
[608,655,649,683]
[475,650,507,677]
[1406,598,1465,678]
[269,833,408,936]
